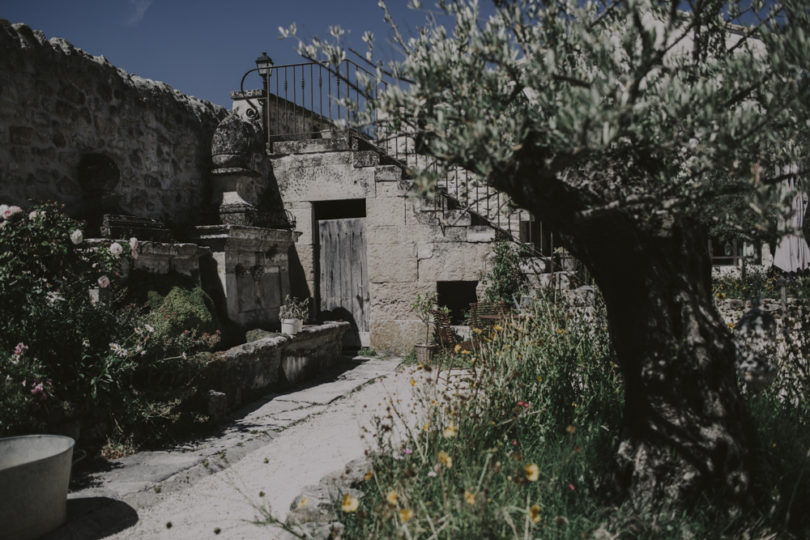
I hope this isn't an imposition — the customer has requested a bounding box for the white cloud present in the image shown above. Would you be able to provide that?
[127,0,153,26]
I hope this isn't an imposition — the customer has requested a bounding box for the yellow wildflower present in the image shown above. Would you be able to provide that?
[556,328,564,334]
[362,471,374,482]
[473,327,482,335]
[727,322,735,329]
[341,494,359,513]
[438,450,453,468]
[464,490,476,506]
[454,344,462,353]
[442,423,458,438]
[386,490,398,507]
[525,463,540,482]
[297,497,308,508]
[410,378,417,387]
[493,324,503,331]
[399,508,414,522]
[565,425,577,435]
[422,422,430,432]
[461,349,471,355]
[529,504,541,524]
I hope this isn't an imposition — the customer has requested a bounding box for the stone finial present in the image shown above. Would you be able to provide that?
[211,114,260,169]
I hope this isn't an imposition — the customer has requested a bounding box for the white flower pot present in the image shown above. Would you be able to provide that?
[0,435,75,540]
[282,318,303,335]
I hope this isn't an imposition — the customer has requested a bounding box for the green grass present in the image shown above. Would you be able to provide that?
[328,291,810,539]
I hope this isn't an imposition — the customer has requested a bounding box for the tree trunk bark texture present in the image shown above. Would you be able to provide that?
[575,216,754,511]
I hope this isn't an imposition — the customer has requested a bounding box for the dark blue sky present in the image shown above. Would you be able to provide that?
[2,0,434,107]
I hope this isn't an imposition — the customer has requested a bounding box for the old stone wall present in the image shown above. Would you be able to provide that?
[269,136,495,354]
[204,321,349,410]
[0,20,227,227]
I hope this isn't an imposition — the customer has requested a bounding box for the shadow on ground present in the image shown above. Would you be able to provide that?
[42,497,138,539]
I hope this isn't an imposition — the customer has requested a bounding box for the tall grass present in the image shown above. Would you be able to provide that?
[336,290,810,539]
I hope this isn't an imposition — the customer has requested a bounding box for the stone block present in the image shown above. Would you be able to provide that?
[366,196,405,228]
[367,224,413,246]
[374,164,402,182]
[273,152,373,202]
[353,151,380,168]
[368,242,417,283]
[417,242,491,282]
[370,282,434,320]
[374,180,407,198]
[370,319,425,355]
[466,226,497,242]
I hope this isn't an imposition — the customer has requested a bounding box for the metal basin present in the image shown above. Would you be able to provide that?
[0,435,74,540]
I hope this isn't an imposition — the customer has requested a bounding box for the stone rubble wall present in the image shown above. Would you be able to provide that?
[0,20,228,226]
[204,321,349,412]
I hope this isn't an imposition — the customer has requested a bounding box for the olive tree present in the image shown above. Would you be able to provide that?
[292,0,810,511]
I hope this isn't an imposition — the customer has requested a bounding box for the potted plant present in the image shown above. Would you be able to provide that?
[279,295,309,335]
[412,292,439,363]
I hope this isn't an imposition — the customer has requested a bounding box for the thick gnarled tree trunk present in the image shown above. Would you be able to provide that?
[575,217,754,511]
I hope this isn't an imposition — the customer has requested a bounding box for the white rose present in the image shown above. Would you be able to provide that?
[3,206,23,220]
[0,204,8,217]
[29,210,38,220]
[97,275,110,288]
[129,237,138,250]
[70,229,84,245]
[109,242,123,257]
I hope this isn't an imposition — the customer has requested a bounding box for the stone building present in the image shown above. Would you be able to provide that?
[0,21,538,354]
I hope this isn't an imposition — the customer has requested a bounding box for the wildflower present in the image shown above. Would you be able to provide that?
[402,447,413,455]
[398,508,414,522]
[14,342,28,356]
[556,328,564,334]
[70,229,84,245]
[529,504,541,524]
[567,483,575,491]
[727,322,735,329]
[362,471,374,481]
[97,275,110,288]
[565,425,576,435]
[427,470,437,478]
[461,349,471,355]
[517,401,530,408]
[109,242,123,257]
[386,490,398,507]
[28,210,38,220]
[410,378,417,387]
[109,343,128,358]
[453,343,462,354]
[473,327,482,335]
[438,451,453,468]
[422,422,430,432]
[536,376,542,382]
[297,497,308,508]
[464,490,476,506]
[31,382,46,400]
[493,324,503,331]
[525,463,539,482]
[144,324,155,333]
[340,494,359,513]
[442,423,458,438]
[82,338,90,348]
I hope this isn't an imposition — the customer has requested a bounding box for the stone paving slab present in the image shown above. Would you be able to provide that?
[50,356,404,539]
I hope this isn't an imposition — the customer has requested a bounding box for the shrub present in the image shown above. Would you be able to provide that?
[481,241,528,307]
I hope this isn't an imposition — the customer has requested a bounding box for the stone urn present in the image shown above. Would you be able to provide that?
[0,434,75,540]
[281,318,303,335]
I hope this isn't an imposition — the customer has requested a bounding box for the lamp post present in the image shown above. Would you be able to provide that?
[239,52,274,148]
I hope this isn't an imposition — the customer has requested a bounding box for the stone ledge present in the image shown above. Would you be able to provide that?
[204,321,350,411]
[273,138,351,155]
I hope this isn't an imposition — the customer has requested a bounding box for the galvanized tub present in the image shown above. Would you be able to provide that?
[0,434,75,540]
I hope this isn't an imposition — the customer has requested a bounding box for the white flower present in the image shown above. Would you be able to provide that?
[70,229,84,245]
[0,204,7,216]
[109,343,128,358]
[28,210,38,220]
[109,242,123,257]
[97,275,110,288]
[129,237,138,250]
[144,324,155,333]
[3,205,23,220]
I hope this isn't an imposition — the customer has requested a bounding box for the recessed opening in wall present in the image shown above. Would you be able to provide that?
[312,199,366,220]
[77,153,121,235]
[437,281,478,325]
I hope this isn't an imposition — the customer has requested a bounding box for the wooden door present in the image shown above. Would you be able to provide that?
[318,217,369,347]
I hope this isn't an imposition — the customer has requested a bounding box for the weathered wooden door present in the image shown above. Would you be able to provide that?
[318,218,369,347]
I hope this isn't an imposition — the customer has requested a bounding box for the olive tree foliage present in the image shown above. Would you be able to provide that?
[285,0,810,511]
[287,0,810,242]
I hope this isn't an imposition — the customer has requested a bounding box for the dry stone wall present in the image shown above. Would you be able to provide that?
[0,20,227,227]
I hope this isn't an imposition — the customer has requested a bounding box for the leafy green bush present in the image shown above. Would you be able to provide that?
[0,203,220,450]
[713,268,810,300]
[481,241,528,307]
